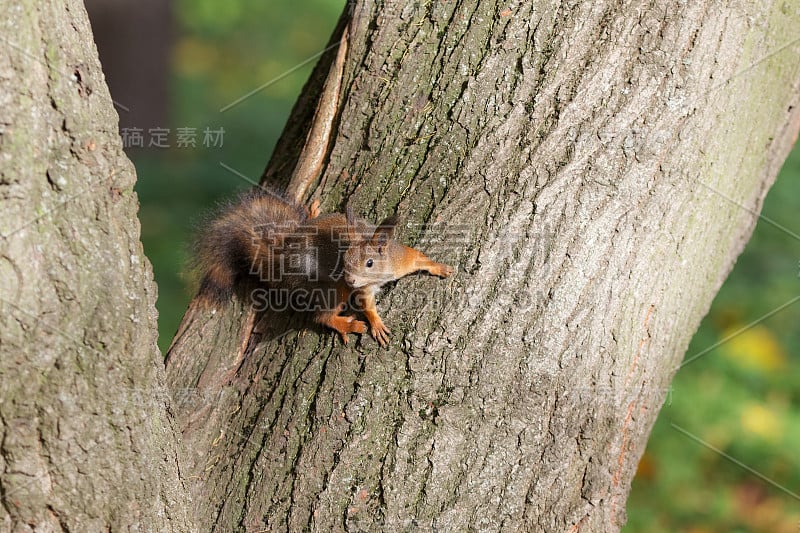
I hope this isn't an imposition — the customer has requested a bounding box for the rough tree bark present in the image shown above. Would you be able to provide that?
[0,1,190,530]
[165,1,800,532]
[2,0,799,532]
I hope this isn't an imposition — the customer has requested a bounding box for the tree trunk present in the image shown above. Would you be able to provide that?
[165,1,800,531]
[0,1,191,530]
[2,0,799,532]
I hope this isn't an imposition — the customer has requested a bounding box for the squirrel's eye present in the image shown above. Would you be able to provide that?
[366,259,374,268]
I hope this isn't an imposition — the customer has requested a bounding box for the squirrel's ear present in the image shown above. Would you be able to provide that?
[345,205,357,240]
[372,215,398,250]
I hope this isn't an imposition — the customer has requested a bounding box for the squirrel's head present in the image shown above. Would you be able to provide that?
[343,207,399,289]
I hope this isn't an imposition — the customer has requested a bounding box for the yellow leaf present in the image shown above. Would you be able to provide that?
[740,403,783,442]
[720,325,786,372]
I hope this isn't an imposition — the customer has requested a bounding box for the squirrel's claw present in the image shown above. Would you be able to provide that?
[371,323,391,347]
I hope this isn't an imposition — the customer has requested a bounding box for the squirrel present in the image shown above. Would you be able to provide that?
[195,187,453,346]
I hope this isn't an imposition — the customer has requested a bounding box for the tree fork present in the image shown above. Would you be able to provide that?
[163,1,800,531]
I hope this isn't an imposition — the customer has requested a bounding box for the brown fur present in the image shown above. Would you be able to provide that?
[194,187,309,301]
[194,187,453,345]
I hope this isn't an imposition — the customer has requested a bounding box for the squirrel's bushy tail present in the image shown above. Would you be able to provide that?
[194,187,307,302]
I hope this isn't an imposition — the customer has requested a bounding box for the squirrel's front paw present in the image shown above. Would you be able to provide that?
[371,322,391,347]
[429,263,454,278]
[329,315,367,344]
[346,316,368,335]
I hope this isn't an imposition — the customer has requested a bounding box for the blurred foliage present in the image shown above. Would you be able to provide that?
[128,2,800,530]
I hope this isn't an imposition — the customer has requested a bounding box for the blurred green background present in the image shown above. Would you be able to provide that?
[94,0,800,530]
